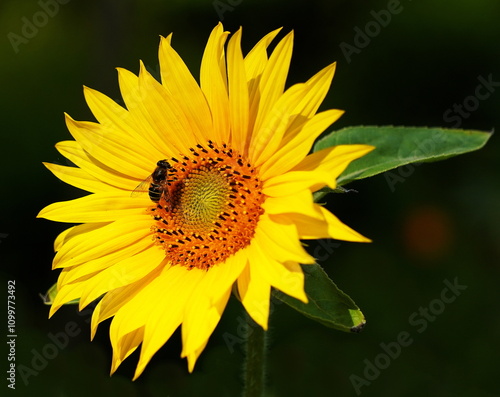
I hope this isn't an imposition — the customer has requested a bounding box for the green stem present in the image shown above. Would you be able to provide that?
[243,313,267,397]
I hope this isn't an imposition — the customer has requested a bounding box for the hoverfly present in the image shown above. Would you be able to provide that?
[131,159,171,203]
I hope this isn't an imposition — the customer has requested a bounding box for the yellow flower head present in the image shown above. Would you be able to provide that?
[38,23,373,379]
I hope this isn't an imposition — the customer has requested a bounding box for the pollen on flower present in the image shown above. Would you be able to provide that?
[150,141,265,270]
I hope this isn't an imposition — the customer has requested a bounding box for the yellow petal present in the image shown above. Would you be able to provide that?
[244,27,282,123]
[255,214,315,264]
[49,282,85,317]
[158,35,213,143]
[262,189,319,219]
[116,65,170,150]
[293,144,375,178]
[109,272,184,378]
[58,234,156,285]
[252,30,293,129]
[263,144,375,196]
[52,223,104,253]
[250,65,337,170]
[185,340,209,373]
[249,241,307,303]
[78,246,165,309]
[64,114,151,180]
[55,140,136,190]
[236,261,251,304]
[200,23,230,143]
[180,252,246,354]
[181,288,231,368]
[131,266,206,379]
[262,170,312,197]
[52,216,152,269]
[227,28,250,153]
[250,84,306,167]
[43,162,112,193]
[260,109,344,180]
[239,261,271,330]
[110,328,144,374]
[38,192,149,223]
[91,269,163,339]
[53,227,74,253]
[116,66,188,155]
[136,62,197,154]
[278,204,371,242]
[83,85,162,157]
[316,205,371,242]
[284,62,337,136]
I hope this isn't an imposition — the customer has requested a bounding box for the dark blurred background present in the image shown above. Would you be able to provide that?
[1,0,499,396]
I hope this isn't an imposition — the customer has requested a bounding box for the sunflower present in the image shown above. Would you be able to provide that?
[38,23,373,379]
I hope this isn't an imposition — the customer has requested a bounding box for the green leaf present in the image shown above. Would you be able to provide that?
[40,283,79,306]
[314,126,492,186]
[273,263,366,333]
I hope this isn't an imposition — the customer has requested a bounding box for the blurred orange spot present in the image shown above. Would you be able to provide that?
[402,205,454,261]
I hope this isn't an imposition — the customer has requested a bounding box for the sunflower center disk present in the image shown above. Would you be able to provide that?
[151,142,265,270]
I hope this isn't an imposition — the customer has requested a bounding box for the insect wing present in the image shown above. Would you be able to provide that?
[131,175,153,197]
